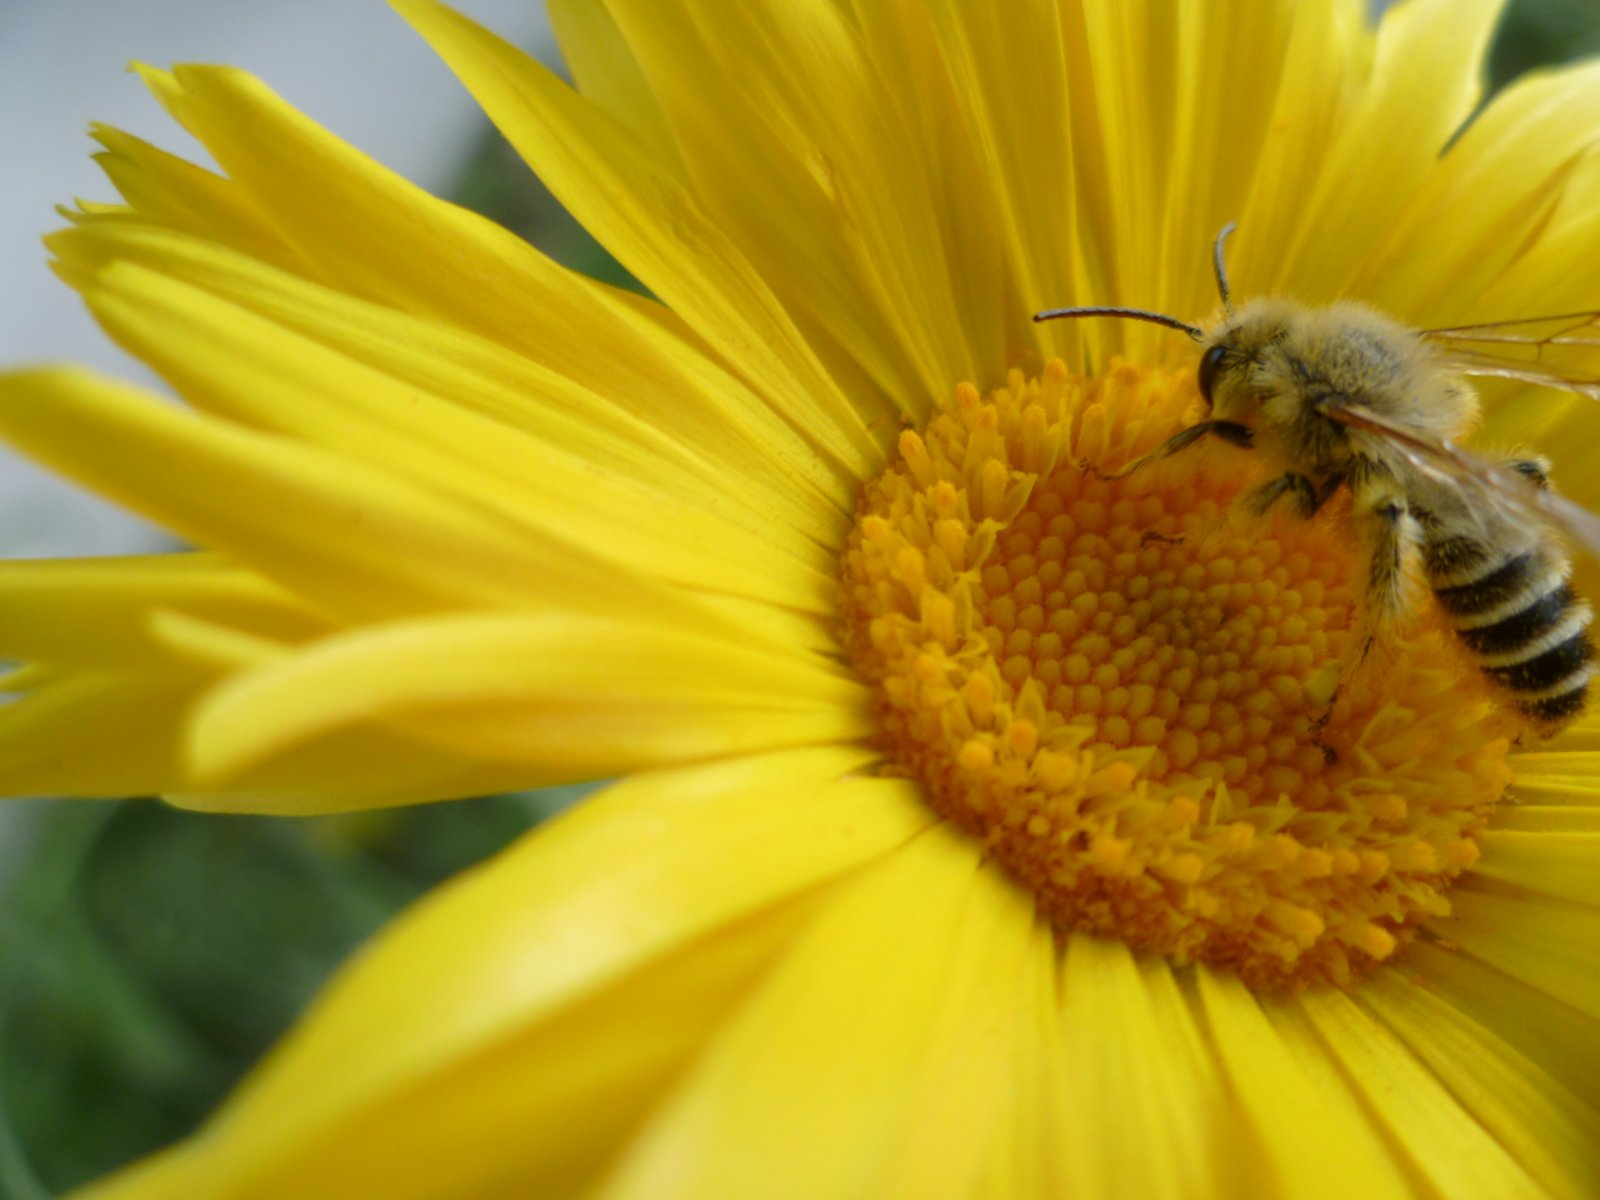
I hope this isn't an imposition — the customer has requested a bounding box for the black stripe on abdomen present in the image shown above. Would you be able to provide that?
[1523,688,1589,725]
[1483,628,1593,693]
[1455,585,1575,655]
[1431,550,1534,616]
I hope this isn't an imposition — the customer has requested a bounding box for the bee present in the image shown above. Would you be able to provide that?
[1035,225,1600,737]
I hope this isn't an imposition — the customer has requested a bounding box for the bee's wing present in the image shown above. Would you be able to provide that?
[1421,310,1600,401]
[1324,401,1600,561]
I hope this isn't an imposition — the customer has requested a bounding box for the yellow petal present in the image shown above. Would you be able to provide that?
[83,123,298,273]
[1055,938,1231,1199]
[546,0,681,177]
[0,370,733,638]
[0,676,187,797]
[1493,805,1600,834]
[1196,967,1414,1200]
[184,610,871,784]
[1066,0,1306,337]
[1432,886,1600,1016]
[54,206,842,549]
[1355,60,1600,323]
[1507,748,1600,802]
[847,0,1014,380]
[590,826,1030,1200]
[1295,988,1551,1200]
[64,246,838,612]
[82,751,930,1197]
[971,918,1070,1198]
[1361,968,1600,1200]
[1400,940,1600,1112]
[0,552,322,670]
[133,61,859,513]
[592,0,982,407]
[0,667,529,808]
[1231,0,1367,303]
[1270,0,1504,301]
[390,0,884,480]
[79,896,818,1200]
[1474,829,1600,907]
[922,0,1077,364]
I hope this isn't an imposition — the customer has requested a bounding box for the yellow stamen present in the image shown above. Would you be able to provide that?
[841,361,1513,989]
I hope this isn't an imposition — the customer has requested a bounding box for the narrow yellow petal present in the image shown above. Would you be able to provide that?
[80,885,825,1200]
[1296,989,1550,1200]
[546,0,682,176]
[848,0,1014,380]
[0,369,560,618]
[1055,938,1230,1199]
[183,754,929,1179]
[869,876,1045,1200]
[184,610,871,784]
[0,677,186,797]
[132,61,858,514]
[1400,941,1600,1111]
[923,0,1077,363]
[1493,805,1600,834]
[1232,0,1366,301]
[1271,0,1504,300]
[53,211,841,548]
[1064,0,1307,337]
[1474,829,1600,907]
[1196,968,1414,1200]
[68,249,838,610]
[0,370,750,643]
[0,662,544,808]
[1355,61,1600,323]
[971,921,1069,1199]
[1432,886,1600,1016]
[1486,135,1600,322]
[1149,1,1300,315]
[597,0,982,407]
[591,826,1025,1200]
[83,124,297,273]
[0,553,323,670]
[1507,750,1600,802]
[390,0,884,480]
[1361,969,1600,1200]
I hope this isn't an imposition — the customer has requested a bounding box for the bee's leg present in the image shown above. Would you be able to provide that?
[1347,481,1423,670]
[1308,478,1422,751]
[1242,471,1343,519]
[1081,419,1252,480]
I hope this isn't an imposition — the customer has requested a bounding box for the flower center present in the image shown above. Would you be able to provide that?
[840,361,1514,989]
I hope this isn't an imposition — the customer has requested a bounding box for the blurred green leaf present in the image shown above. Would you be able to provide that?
[1490,0,1600,93]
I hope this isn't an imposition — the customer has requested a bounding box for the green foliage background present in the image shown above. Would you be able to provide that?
[3,2,1597,1194]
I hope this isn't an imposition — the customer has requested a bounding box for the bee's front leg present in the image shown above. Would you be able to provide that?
[1080,419,1253,480]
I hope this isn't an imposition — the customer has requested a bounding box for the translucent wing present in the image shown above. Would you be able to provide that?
[1324,401,1600,561]
[1422,310,1600,401]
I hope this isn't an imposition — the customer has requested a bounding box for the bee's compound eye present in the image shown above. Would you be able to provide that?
[1197,344,1227,408]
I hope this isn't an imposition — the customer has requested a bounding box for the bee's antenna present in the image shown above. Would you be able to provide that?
[1213,221,1238,312]
[1031,305,1204,340]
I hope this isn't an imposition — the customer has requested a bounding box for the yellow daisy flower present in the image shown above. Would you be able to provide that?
[5,0,1599,1195]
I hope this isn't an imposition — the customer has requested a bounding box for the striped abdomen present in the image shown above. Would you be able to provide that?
[1427,536,1594,732]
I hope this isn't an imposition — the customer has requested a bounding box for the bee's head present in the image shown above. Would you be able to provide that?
[1194,301,1297,423]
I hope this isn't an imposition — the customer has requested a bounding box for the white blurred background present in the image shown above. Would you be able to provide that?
[0,0,554,556]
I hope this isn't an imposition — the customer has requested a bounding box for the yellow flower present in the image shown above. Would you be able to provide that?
[5,0,1599,1195]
